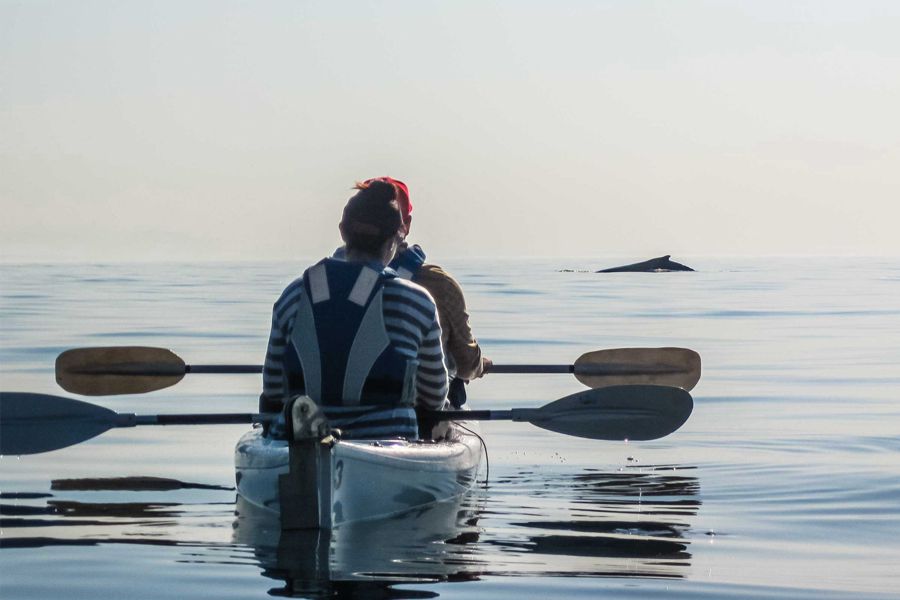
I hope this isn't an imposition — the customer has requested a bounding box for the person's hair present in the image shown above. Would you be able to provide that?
[341,180,402,254]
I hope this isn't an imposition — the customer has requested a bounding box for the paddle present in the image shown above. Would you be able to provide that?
[55,346,701,396]
[0,385,692,455]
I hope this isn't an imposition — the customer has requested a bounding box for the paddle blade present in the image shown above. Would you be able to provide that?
[56,346,186,396]
[531,385,693,441]
[573,347,701,391]
[0,392,121,455]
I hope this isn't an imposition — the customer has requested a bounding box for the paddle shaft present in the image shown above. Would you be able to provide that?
[131,413,270,426]
[489,364,688,375]
[134,409,669,424]
[71,363,683,376]
[438,409,536,421]
[187,365,261,374]
[66,364,262,376]
[127,410,525,426]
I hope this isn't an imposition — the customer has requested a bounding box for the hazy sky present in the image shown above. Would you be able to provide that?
[2,1,899,262]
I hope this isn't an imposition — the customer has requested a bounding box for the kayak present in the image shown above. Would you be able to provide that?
[234,419,482,529]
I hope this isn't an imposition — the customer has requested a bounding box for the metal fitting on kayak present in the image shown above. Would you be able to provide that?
[285,395,331,442]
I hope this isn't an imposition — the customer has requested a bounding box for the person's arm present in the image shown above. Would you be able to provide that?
[259,279,303,412]
[418,265,487,380]
[260,313,288,406]
[384,279,449,409]
[392,282,449,410]
[414,304,450,410]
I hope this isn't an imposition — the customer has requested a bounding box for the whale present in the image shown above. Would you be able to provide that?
[597,255,694,273]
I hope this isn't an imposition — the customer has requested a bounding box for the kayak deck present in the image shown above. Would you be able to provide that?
[234,421,482,529]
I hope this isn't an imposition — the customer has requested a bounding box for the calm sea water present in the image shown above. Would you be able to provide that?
[1,257,899,599]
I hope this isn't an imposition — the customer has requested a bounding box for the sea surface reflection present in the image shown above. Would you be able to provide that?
[6,258,897,597]
[476,465,698,580]
[1,465,699,597]
[234,464,699,596]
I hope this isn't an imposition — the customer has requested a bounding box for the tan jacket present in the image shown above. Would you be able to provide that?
[414,264,484,380]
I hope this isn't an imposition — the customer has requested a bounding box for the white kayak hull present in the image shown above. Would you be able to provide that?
[234,422,482,529]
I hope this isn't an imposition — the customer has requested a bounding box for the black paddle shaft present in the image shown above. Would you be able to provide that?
[133,413,269,425]
[488,364,689,375]
[184,365,262,374]
[424,409,532,421]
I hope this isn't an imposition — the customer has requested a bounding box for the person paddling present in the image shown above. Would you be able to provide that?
[259,180,448,439]
[338,177,491,407]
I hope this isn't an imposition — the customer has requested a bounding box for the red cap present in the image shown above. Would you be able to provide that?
[364,177,411,220]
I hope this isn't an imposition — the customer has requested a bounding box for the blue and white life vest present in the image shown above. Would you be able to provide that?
[388,244,426,280]
[284,258,418,438]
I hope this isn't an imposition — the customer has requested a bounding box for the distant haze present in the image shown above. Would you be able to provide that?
[2,1,899,262]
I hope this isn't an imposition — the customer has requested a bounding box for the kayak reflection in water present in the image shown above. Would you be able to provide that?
[233,492,484,597]
[335,177,492,409]
[258,179,449,439]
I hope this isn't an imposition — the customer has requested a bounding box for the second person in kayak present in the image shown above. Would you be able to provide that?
[337,177,491,407]
[260,180,448,439]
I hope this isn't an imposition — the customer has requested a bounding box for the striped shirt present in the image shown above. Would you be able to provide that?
[261,271,449,420]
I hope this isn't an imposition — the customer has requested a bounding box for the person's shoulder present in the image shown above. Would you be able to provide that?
[275,258,329,310]
[417,263,465,295]
[276,257,330,300]
[273,275,305,312]
[282,274,305,291]
[419,262,455,280]
[384,277,438,311]
[386,275,434,300]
